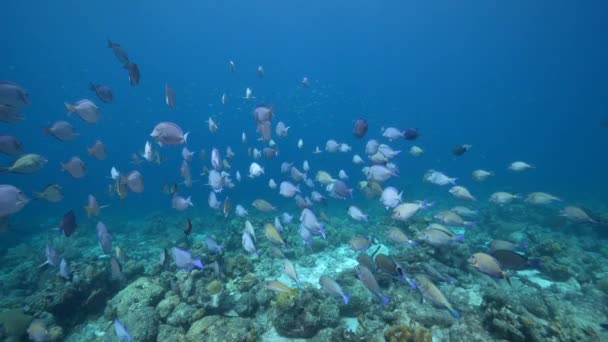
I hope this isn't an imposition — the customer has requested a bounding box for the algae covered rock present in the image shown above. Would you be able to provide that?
[121,305,159,342]
[0,309,33,341]
[157,324,186,342]
[272,288,340,338]
[167,302,196,327]
[105,277,165,318]
[384,323,432,342]
[156,295,181,320]
[186,315,252,342]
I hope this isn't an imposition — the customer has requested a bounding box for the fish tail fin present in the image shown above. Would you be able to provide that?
[505,272,512,285]
[518,240,528,251]
[106,38,113,47]
[450,177,458,185]
[449,308,461,319]
[64,102,75,114]
[380,296,390,305]
[183,132,190,144]
[447,277,455,284]
[454,234,465,241]
[342,294,349,304]
[530,258,542,270]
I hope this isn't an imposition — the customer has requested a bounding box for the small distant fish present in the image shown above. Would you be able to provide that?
[349,236,372,251]
[172,194,193,211]
[353,117,368,138]
[387,226,415,246]
[85,194,109,217]
[229,60,236,73]
[172,247,203,270]
[257,65,265,77]
[65,99,101,124]
[472,169,493,182]
[382,127,404,141]
[221,93,227,105]
[60,210,77,237]
[452,144,472,156]
[449,186,476,201]
[355,265,389,304]
[0,153,47,174]
[110,255,124,281]
[491,250,541,270]
[508,161,534,172]
[87,140,106,160]
[264,223,286,246]
[265,280,297,296]
[243,87,255,100]
[165,83,176,109]
[380,187,402,209]
[35,184,64,203]
[107,39,130,65]
[560,206,597,224]
[347,206,368,222]
[114,319,132,342]
[319,275,348,304]
[409,145,424,156]
[59,258,70,279]
[468,252,511,284]
[205,236,224,254]
[403,128,420,140]
[97,221,113,254]
[249,163,264,178]
[0,185,29,217]
[27,319,51,342]
[283,259,301,289]
[61,156,86,178]
[298,139,303,149]
[150,122,189,146]
[44,120,78,141]
[421,263,454,284]
[423,170,456,186]
[301,76,310,87]
[184,218,192,236]
[236,205,248,217]
[242,230,258,256]
[0,104,24,123]
[90,83,113,103]
[413,275,460,318]
[124,62,140,86]
[207,117,218,134]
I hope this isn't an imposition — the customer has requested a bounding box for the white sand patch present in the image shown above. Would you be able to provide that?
[272,246,359,289]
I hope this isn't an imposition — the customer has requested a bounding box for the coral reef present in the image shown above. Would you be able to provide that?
[384,323,432,342]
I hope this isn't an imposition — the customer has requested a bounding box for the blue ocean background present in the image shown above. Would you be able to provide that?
[1,0,607,229]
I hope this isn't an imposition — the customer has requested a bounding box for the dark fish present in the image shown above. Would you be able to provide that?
[60,210,77,237]
[110,256,124,281]
[124,62,140,86]
[0,81,29,107]
[421,262,454,284]
[107,39,130,65]
[403,128,420,140]
[160,248,170,270]
[353,117,368,138]
[349,236,372,252]
[452,144,472,156]
[263,147,278,159]
[165,84,176,109]
[90,83,113,103]
[356,253,375,272]
[330,180,353,199]
[491,250,541,270]
[184,218,192,236]
[375,254,408,283]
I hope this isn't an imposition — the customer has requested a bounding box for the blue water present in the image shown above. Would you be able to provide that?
[2,1,608,339]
